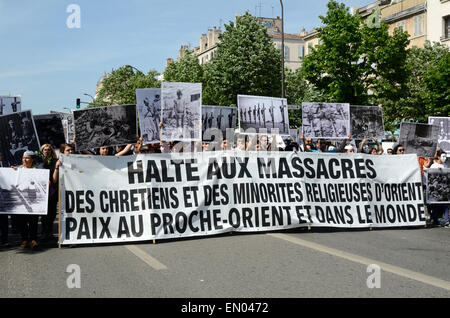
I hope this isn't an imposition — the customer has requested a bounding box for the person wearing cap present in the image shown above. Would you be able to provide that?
[12,150,40,250]
[344,144,355,154]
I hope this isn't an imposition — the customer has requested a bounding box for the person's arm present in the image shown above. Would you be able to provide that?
[52,160,62,184]
[358,136,367,153]
[134,137,143,154]
[374,137,383,154]
[115,144,133,157]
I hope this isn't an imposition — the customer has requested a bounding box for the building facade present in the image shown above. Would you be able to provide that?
[427,0,450,46]
[176,16,305,71]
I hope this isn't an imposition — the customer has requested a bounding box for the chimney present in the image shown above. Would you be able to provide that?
[166,58,173,67]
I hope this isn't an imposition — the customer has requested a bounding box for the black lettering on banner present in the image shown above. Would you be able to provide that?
[100,191,108,212]
[76,191,85,213]
[242,207,253,227]
[291,157,304,178]
[328,159,340,179]
[213,209,223,230]
[65,217,77,239]
[65,191,75,213]
[131,215,144,237]
[128,161,144,184]
[229,208,241,229]
[221,157,237,179]
[257,157,276,178]
[295,206,312,224]
[207,158,221,179]
[118,216,131,238]
[316,159,329,179]
[304,158,315,178]
[185,159,200,181]
[99,217,112,238]
[354,159,366,178]
[160,160,174,182]
[340,159,355,179]
[175,212,187,233]
[315,206,325,223]
[130,189,140,212]
[188,211,199,233]
[236,157,251,178]
[365,159,377,179]
[163,213,174,234]
[278,157,293,179]
[120,190,130,212]
[150,214,161,236]
[184,186,199,208]
[77,217,90,239]
[145,160,161,183]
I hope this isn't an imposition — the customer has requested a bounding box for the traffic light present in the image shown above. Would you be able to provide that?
[76,98,81,109]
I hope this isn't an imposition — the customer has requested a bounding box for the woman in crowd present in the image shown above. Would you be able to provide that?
[37,144,59,242]
[358,136,383,155]
[12,151,40,250]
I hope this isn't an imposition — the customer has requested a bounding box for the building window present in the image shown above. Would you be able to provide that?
[396,21,405,32]
[284,46,290,61]
[414,16,422,36]
[445,16,450,39]
[299,46,305,58]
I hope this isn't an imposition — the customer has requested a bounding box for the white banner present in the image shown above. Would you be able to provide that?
[59,152,426,245]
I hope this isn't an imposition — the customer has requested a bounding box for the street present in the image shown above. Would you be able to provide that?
[1,225,449,298]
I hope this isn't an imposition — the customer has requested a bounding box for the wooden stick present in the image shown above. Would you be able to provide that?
[58,174,62,249]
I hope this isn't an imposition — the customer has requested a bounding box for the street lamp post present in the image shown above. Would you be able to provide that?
[84,93,95,102]
[125,64,144,74]
[280,0,285,98]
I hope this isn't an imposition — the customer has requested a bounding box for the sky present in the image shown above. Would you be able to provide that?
[0,0,372,115]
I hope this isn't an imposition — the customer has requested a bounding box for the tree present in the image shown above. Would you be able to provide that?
[163,50,204,83]
[302,0,410,123]
[202,12,282,106]
[399,41,450,121]
[95,66,160,107]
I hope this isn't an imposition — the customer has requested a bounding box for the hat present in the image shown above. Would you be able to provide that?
[23,150,35,156]
[344,145,354,150]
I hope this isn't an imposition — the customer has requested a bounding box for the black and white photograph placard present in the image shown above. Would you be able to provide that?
[202,105,237,142]
[161,82,202,142]
[302,102,350,139]
[0,96,21,116]
[238,95,289,135]
[51,111,75,143]
[0,111,40,167]
[350,105,385,140]
[289,128,299,143]
[73,105,138,151]
[399,122,439,158]
[426,168,450,204]
[429,117,450,154]
[33,114,66,150]
[136,88,161,144]
[0,167,49,215]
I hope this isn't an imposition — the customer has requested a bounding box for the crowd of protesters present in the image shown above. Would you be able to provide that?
[0,124,448,251]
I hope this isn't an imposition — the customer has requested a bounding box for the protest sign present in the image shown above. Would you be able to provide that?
[59,152,425,245]
[202,106,237,142]
[136,89,161,144]
[73,104,138,151]
[350,105,385,140]
[426,168,450,204]
[0,167,49,215]
[0,110,40,167]
[302,102,350,139]
[399,122,439,158]
[161,82,202,142]
[238,95,289,135]
[0,96,21,115]
[33,114,66,150]
[428,117,450,154]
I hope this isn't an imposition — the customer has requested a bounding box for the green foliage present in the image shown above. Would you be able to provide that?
[163,50,204,83]
[202,12,282,106]
[302,0,410,129]
[95,66,160,106]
